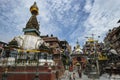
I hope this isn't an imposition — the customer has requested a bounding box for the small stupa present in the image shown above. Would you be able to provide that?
[73,40,83,54]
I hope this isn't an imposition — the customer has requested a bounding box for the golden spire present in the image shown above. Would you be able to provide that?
[76,40,80,49]
[30,2,39,15]
[23,2,40,36]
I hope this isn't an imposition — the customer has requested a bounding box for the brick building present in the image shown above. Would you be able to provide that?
[104,26,120,54]
[41,35,71,56]
[60,40,71,54]
[41,35,71,75]
[41,35,61,54]
[0,41,7,56]
[0,41,7,48]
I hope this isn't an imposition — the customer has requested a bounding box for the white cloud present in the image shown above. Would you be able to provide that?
[69,0,120,47]
[1,0,120,49]
[73,4,81,12]
[83,0,120,42]
[16,0,63,37]
[84,0,93,13]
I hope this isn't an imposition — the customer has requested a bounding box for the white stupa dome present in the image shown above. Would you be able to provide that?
[14,35,45,50]
[75,48,83,53]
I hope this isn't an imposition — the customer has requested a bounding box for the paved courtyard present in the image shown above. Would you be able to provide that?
[60,70,120,80]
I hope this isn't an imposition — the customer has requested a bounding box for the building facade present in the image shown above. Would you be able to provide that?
[104,26,120,54]
[41,35,61,54]
[41,35,71,55]
[41,35,71,74]
[60,40,71,54]
[0,41,7,48]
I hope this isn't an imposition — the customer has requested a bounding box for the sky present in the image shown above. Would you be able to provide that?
[0,0,120,49]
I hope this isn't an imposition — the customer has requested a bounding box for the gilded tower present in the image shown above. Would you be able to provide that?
[23,2,40,36]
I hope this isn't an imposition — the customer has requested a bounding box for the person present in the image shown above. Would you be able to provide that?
[69,74,72,80]
[78,69,82,78]
[73,73,76,80]
[0,48,2,58]
[109,66,113,78]
[56,71,59,80]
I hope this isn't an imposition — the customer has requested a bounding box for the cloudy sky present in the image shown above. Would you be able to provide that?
[0,0,120,48]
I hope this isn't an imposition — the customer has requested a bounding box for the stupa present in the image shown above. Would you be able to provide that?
[73,41,83,54]
[0,2,56,80]
[9,2,48,50]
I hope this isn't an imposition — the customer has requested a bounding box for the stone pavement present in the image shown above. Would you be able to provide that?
[60,70,120,80]
[60,70,90,80]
